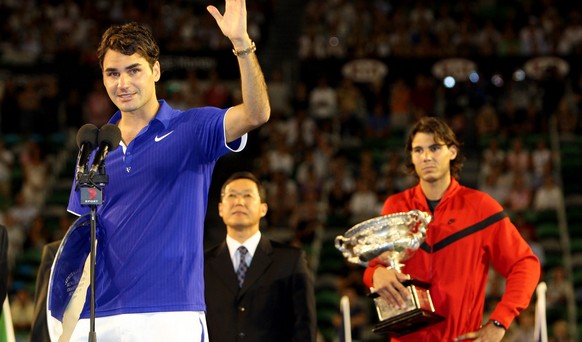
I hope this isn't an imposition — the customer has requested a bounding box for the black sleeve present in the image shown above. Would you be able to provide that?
[291,249,317,342]
[0,225,8,312]
[30,240,61,342]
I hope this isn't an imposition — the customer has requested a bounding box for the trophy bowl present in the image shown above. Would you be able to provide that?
[335,210,444,337]
[334,210,431,268]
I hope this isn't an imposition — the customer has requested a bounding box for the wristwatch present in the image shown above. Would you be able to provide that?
[490,320,506,330]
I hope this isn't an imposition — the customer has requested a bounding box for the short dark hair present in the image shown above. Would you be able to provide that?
[97,22,160,70]
[221,172,267,202]
[404,116,465,179]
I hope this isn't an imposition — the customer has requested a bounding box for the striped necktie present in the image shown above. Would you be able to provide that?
[236,246,249,288]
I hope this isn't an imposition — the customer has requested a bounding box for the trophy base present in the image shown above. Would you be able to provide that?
[369,279,444,337]
[372,308,444,336]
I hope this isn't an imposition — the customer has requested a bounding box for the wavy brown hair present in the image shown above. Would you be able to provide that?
[97,22,160,70]
[404,116,465,180]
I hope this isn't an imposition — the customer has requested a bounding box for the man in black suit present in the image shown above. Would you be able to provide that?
[204,172,316,341]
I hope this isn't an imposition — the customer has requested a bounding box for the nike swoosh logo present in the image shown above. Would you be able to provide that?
[155,131,174,142]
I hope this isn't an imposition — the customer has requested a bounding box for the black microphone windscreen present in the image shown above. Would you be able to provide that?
[76,124,99,149]
[98,124,122,150]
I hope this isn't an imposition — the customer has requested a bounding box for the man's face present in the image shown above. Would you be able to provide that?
[411,132,457,184]
[219,179,267,231]
[102,50,160,114]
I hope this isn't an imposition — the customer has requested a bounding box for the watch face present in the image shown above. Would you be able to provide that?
[492,320,505,329]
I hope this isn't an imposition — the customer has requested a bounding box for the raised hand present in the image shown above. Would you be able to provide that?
[206,0,250,47]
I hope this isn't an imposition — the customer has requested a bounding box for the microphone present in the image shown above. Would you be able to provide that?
[88,124,122,179]
[76,124,99,181]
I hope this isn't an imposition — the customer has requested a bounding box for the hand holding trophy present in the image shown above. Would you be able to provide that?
[335,210,444,337]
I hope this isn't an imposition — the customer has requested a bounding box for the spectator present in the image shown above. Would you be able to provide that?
[519,16,550,55]
[505,173,533,213]
[410,74,435,117]
[380,151,415,193]
[557,10,582,55]
[308,76,337,129]
[83,79,114,127]
[19,141,48,207]
[480,138,506,183]
[38,76,63,135]
[265,170,298,228]
[16,81,42,135]
[203,68,232,108]
[505,137,531,174]
[532,174,563,211]
[11,288,35,333]
[503,305,536,342]
[325,155,355,200]
[365,103,391,140]
[290,82,310,112]
[0,78,20,134]
[7,192,39,230]
[22,215,48,253]
[546,265,575,312]
[531,138,552,179]
[266,135,294,176]
[63,88,84,130]
[298,23,327,60]
[477,20,501,56]
[3,213,26,270]
[479,166,509,206]
[285,108,317,149]
[326,177,352,227]
[289,189,326,241]
[267,68,291,118]
[0,139,15,199]
[549,319,576,342]
[475,104,500,140]
[295,149,326,191]
[514,213,546,268]
[336,77,366,121]
[348,178,379,225]
[388,78,412,131]
[497,22,521,56]
[181,70,205,108]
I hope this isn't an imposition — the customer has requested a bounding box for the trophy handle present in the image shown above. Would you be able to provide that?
[334,235,345,252]
[387,260,404,272]
[334,235,368,266]
[410,210,431,234]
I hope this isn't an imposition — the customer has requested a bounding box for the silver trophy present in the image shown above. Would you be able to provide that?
[335,210,444,337]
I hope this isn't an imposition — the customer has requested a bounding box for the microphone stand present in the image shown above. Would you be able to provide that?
[77,164,109,342]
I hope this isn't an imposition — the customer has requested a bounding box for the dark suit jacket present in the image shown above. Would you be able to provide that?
[204,236,316,342]
[30,240,61,342]
[0,225,7,314]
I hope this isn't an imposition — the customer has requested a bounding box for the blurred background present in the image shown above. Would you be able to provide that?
[1,0,581,341]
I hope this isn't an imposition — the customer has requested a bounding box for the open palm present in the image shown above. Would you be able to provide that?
[207,0,248,42]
